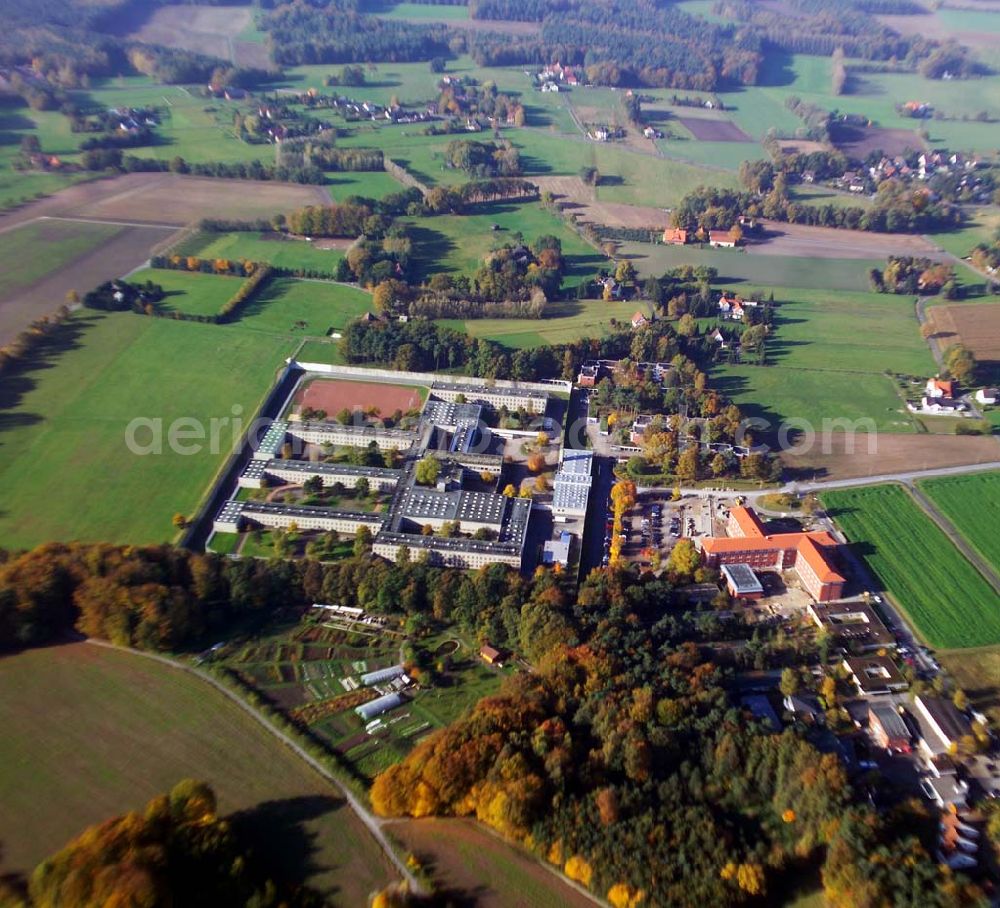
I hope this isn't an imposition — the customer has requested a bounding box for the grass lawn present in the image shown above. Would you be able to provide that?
[918,471,1000,574]
[442,298,645,348]
[619,242,883,292]
[297,338,347,365]
[0,219,123,300]
[0,642,396,900]
[711,285,932,433]
[327,170,408,201]
[821,484,1000,649]
[404,200,605,285]
[238,277,372,335]
[131,267,244,317]
[0,311,291,548]
[180,231,347,275]
[378,1,469,18]
[928,207,1000,260]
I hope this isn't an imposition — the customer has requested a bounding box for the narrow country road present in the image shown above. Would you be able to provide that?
[84,639,424,895]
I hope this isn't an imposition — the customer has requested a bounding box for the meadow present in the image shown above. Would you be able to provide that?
[0,219,123,299]
[617,242,883,292]
[0,311,291,548]
[0,642,395,900]
[821,484,1000,649]
[237,277,373,335]
[918,471,1000,573]
[439,297,644,348]
[180,230,348,274]
[131,266,244,316]
[404,200,604,284]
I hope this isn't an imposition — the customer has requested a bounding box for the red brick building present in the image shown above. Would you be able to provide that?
[699,507,846,602]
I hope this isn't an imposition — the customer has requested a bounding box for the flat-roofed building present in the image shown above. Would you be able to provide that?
[241,500,383,534]
[430,381,547,414]
[214,499,247,533]
[721,563,764,599]
[543,531,572,567]
[239,458,402,491]
[288,420,418,451]
[844,655,908,695]
[807,601,895,650]
[916,695,972,754]
[552,449,593,520]
[253,420,288,461]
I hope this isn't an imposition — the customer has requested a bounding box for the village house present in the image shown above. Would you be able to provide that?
[975,387,997,405]
[631,310,649,329]
[709,229,738,248]
[663,226,688,245]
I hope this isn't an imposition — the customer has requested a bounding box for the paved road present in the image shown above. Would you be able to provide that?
[84,639,423,894]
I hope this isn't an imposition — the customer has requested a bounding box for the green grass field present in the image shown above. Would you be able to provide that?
[440,297,646,348]
[327,170,408,201]
[821,484,1000,648]
[0,311,291,548]
[711,285,931,432]
[131,267,245,316]
[918,471,1000,574]
[0,642,395,900]
[404,200,605,284]
[180,231,347,274]
[378,1,469,18]
[238,277,372,335]
[0,219,123,299]
[618,242,882,292]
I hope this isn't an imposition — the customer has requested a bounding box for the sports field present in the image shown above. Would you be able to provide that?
[179,231,348,275]
[294,378,426,416]
[0,642,395,899]
[131,266,244,316]
[918,471,1000,574]
[821,484,1000,649]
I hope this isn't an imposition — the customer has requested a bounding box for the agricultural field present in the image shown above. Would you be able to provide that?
[0,642,396,900]
[926,302,1000,376]
[937,646,1000,727]
[327,170,408,201]
[218,615,504,782]
[404,200,604,285]
[918,471,1000,574]
[821,484,1000,649]
[378,1,470,19]
[239,277,373,335]
[131,266,244,317]
[440,297,645,349]
[389,818,597,908]
[179,230,348,274]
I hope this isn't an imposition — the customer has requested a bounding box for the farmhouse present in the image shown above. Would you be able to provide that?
[709,229,738,248]
[699,507,846,602]
[631,311,649,329]
[925,378,955,399]
[663,227,688,246]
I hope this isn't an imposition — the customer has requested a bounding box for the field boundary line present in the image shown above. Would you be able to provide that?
[83,638,423,893]
[903,481,1000,594]
[39,215,181,230]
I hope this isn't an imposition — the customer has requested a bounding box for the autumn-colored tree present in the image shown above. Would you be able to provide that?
[502,483,517,497]
[666,538,700,581]
[527,453,546,473]
[534,473,549,492]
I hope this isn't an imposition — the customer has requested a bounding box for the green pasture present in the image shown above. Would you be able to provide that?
[403,200,605,284]
[237,277,372,334]
[441,297,648,349]
[131,266,244,316]
[378,1,470,18]
[822,484,1000,649]
[928,207,1000,259]
[0,642,394,900]
[0,219,123,300]
[327,169,408,201]
[0,311,291,548]
[618,242,882,292]
[918,471,1000,575]
[180,231,347,274]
